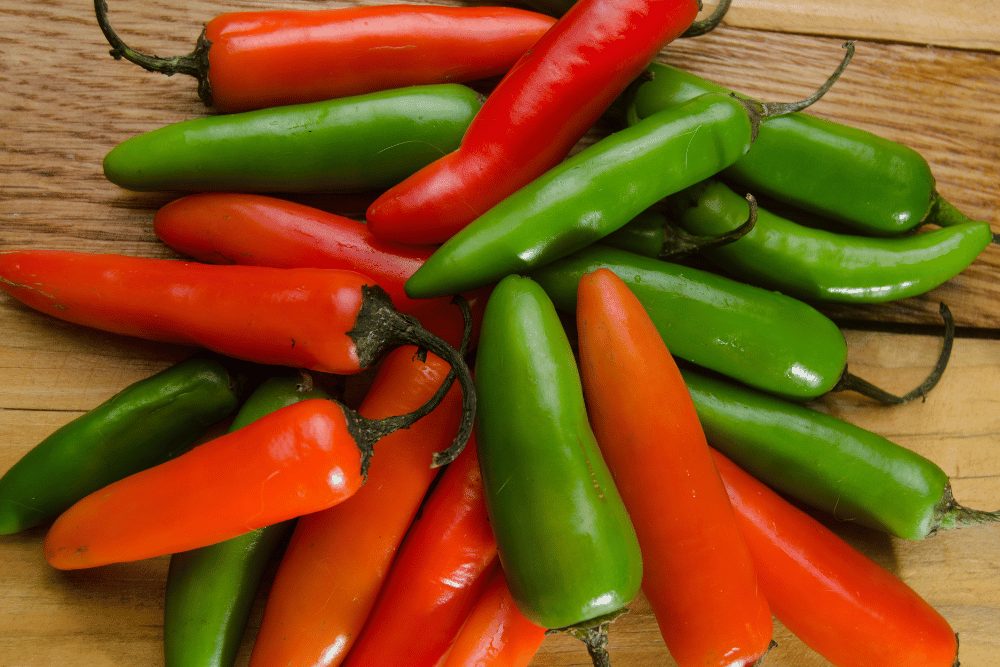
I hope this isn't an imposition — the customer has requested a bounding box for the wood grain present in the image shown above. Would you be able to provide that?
[1,1,999,666]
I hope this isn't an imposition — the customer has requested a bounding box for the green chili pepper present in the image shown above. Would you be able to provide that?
[103,84,482,193]
[627,62,984,235]
[163,373,330,667]
[531,244,847,400]
[664,179,992,303]
[0,357,241,534]
[681,367,999,539]
[475,275,641,660]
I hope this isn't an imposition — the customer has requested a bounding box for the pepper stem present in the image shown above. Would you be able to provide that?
[660,193,757,258]
[835,302,955,404]
[927,193,999,244]
[93,0,213,105]
[934,486,1000,532]
[682,0,732,38]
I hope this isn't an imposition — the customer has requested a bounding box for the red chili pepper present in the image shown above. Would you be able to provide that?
[366,0,699,245]
[576,268,772,666]
[438,565,546,667]
[344,440,497,667]
[713,450,959,666]
[95,1,556,112]
[248,346,464,667]
[153,193,488,349]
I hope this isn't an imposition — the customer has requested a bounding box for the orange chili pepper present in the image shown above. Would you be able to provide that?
[249,346,464,667]
[713,449,959,666]
[576,268,773,666]
[439,566,546,667]
[345,440,497,667]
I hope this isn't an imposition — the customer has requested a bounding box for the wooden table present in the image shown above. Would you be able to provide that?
[1,1,998,665]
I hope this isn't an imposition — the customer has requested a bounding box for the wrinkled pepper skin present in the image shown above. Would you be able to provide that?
[164,374,330,667]
[0,357,240,534]
[669,180,992,303]
[628,63,966,235]
[474,275,642,629]
[103,84,482,193]
[531,245,848,400]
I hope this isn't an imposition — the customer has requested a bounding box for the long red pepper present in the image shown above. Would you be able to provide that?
[438,566,546,667]
[248,347,464,667]
[366,0,699,245]
[153,193,488,348]
[96,1,556,111]
[344,440,497,667]
[576,268,772,666]
[713,450,959,666]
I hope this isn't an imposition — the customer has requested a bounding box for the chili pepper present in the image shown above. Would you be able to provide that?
[95,0,554,112]
[516,0,732,32]
[0,250,475,461]
[163,372,330,667]
[366,0,700,245]
[438,566,547,667]
[249,346,465,667]
[475,275,641,664]
[102,84,482,193]
[713,450,959,666]
[345,439,497,667]
[627,61,985,235]
[153,193,488,349]
[683,367,999,539]
[404,44,853,298]
[576,268,772,666]
[0,357,241,535]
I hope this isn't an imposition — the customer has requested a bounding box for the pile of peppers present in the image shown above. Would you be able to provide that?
[0,0,997,665]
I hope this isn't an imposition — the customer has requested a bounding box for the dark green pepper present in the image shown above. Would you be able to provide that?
[104,84,482,193]
[475,275,641,658]
[665,179,992,303]
[531,244,848,400]
[682,368,998,540]
[0,357,241,534]
[627,62,983,235]
[163,373,330,667]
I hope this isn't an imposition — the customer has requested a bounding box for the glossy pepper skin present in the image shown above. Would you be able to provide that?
[366,0,699,245]
[667,179,992,302]
[103,84,481,193]
[0,357,240,534]
[682,368,999,539]
[628,62,982,235]
[164,374,330,667]
[405,93,752,298]
[96,1,554,112]
[345,440,497,667]
[714,451,959,666]
[153,193,488,348]
[250,347,464,667]
[475,275,642,630]
[577,269,772,666]
[531,245,847,400]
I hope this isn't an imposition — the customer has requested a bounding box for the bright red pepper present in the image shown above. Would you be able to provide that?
[249,347,464,667]
[713,450,959,666]
[345,440,497,667]
[153,193,488,348]
[576,269,772,666]
[96,1,556,112]
[366,0,699,245]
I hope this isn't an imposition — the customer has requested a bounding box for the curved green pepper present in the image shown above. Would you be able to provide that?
[104,84,482,193]
[163,373,330,667]
[531,244,847,400]
[0,357,241,534]
[666,179,991,303]
[627,63,982,235]
[475,275,642,633]
[682,368,998,539]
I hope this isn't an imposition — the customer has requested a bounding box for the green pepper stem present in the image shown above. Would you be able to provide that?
[927,193,999,244]
[563,622,612,667]
[681,0,732,38]
[660,193,758,258]
[935,486,1000,532]
[93,0,213,105]
[834,302,954,405]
